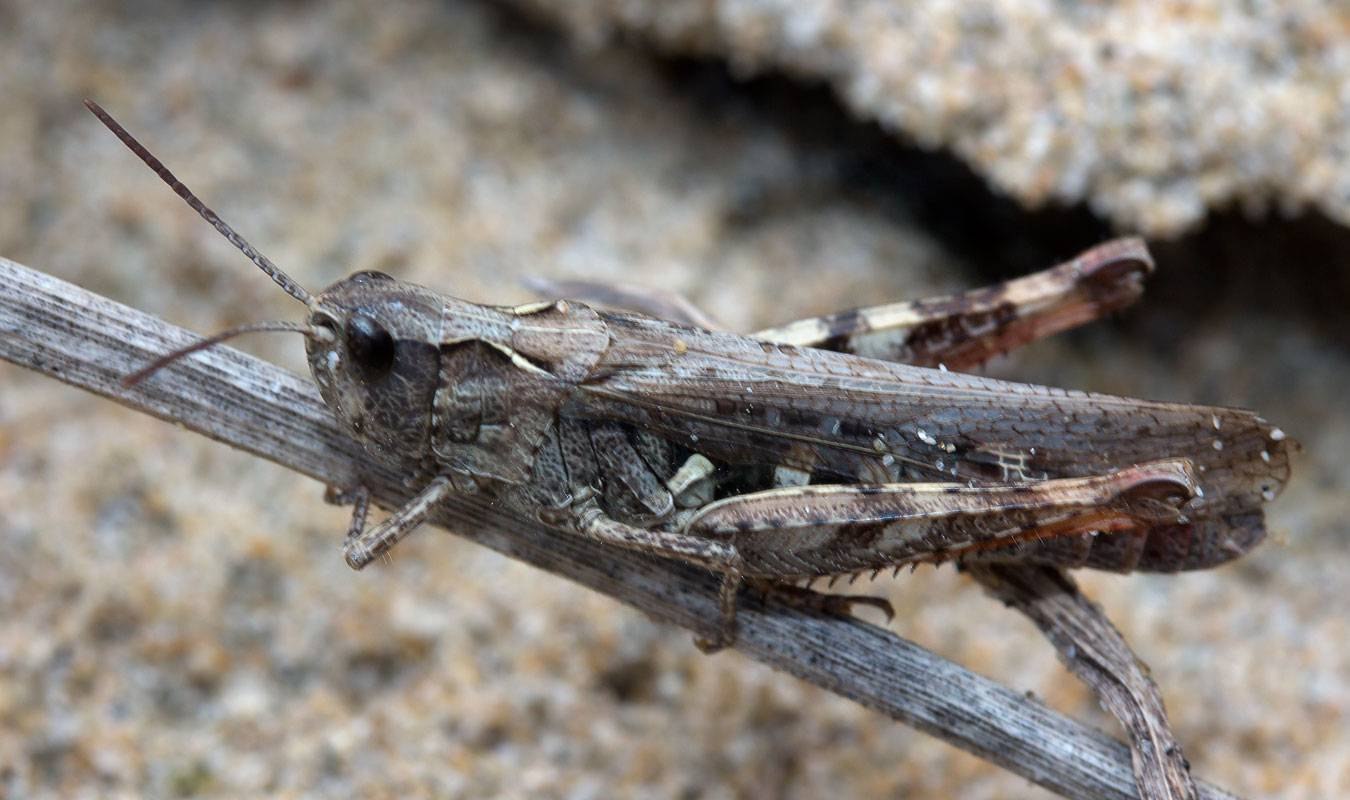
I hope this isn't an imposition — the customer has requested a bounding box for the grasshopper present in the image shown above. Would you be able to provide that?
[87,101,1292,650]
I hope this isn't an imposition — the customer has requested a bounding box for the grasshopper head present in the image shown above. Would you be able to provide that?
[305,271,442,460]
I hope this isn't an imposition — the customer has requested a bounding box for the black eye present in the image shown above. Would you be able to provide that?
[346,314,394,379]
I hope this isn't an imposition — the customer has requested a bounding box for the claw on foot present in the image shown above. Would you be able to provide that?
[324,485,358,505]
[694,634,731,655]
[758,581,895,624]
[825,594,895,622]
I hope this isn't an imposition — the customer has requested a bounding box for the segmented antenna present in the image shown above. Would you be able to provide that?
[84,99,312,305]
[121,320,316,387]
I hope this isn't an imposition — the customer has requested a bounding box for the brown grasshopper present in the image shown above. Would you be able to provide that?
[87,101,1292,650]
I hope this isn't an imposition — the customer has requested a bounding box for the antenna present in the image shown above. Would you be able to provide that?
[121,320,317,387]
[84,99,312,305]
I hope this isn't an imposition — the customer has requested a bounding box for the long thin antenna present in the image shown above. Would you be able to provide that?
[84,99,313,306]
[121,320,316,387]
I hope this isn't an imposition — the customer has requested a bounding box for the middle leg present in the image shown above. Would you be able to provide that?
[572,501,744,651]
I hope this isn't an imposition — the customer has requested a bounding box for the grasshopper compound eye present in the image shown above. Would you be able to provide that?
[345,314,395,380]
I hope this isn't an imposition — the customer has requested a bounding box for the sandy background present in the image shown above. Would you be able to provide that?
[1,1,1346,798]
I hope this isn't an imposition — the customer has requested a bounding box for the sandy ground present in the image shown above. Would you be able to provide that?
[1,1,1346,798]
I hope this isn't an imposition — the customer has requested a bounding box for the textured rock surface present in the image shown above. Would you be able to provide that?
[516,0,1350,236]
[1,1,1346,798]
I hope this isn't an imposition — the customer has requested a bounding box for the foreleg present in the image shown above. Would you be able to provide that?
[342,477,454,570]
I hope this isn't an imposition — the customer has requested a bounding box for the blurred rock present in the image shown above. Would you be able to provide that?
[514,0,1350,237]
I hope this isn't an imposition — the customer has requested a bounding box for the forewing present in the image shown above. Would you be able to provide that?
[572,313,1291,520]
